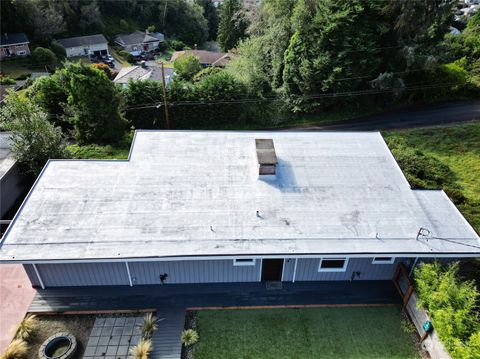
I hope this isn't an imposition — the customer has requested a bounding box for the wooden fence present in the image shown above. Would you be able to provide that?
[393,264,451,359]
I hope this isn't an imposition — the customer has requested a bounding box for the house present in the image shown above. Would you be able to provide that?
[115,30,164,56]
[0,33,30,59]
[57,34,109,58]
[170,50,232,67]
[0,131,478,288]
[0,133,28,234]
[113,62,174,88]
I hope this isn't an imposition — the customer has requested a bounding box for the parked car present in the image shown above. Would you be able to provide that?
[102,54,114,62]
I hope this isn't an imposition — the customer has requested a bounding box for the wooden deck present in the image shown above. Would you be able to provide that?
[29,281,399,313]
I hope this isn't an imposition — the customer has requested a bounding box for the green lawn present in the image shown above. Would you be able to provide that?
[0,58,45,79]
[384,121,480,234]
[194,307,419,359]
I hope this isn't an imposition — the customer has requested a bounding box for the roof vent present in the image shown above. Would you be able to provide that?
[255,139,277,176]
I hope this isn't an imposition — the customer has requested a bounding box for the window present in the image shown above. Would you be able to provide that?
[372,257,395,264]
[318,258,348,272]
[233,258,256,266]
[16,50,26,56]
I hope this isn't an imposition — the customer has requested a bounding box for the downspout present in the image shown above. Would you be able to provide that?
[32,264,45,290]
[292,258,298,283]
[125,262,133,287]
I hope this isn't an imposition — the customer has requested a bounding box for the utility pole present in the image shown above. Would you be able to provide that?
[160,62,171,129]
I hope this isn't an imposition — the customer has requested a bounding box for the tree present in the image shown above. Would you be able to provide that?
[147,24,156,33]
[30,4,66,41]
[196,0,219,40]
[91,63,114,79]
[0,92,67,177]
[32,47,57,65]
[58,63,125,145]
[174,55,202,81]
[217,0,249,51]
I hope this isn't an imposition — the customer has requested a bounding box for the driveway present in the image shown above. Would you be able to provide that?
[0,264,36,352]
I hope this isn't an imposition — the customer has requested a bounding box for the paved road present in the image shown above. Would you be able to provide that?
[282,100,480,131]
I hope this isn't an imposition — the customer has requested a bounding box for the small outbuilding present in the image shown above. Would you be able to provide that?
[57,34,109,58]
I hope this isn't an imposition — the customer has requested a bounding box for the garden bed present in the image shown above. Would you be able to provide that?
[188,306,421,359]
[27,315,95,359]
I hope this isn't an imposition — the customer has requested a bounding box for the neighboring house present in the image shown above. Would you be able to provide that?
[170,50,232,67]
[0,133,28,233]
[0,131,478,289]
[113,62,174,88]
[0,33,30,59]
[115,30,164,56]
[57,34,109,58]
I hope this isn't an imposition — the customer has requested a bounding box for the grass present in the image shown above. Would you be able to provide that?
[383,121,480,234]
[109,46,130,67]
[0,58,47,79]
[67,144,130,160]
[194,307,419,359]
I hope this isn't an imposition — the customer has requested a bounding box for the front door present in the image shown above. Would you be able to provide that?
[261,259,284,281]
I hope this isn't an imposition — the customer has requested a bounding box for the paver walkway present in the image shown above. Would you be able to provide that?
[0,264,35,352]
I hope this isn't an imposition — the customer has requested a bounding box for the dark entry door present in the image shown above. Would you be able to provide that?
[261,259,284,281]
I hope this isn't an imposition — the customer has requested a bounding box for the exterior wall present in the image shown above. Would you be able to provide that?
[64,43,108,58]
[35,262,129,286]
[121,41,160,53]
[0,43,30,59]
[129,259,261,285]
[27,257,420,288]
[1,162,28,219]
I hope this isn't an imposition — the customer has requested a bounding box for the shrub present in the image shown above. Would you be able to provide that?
[14,73,31,81]
[173,54,202,81]
[0,76,16,85]
[119,19,130,31]
[181,329,199,346]
[129,338,152,359]
[32,47,57,65]
[193,67,223,82]
[414,262,480,359]
[50,40,66,59]
[141,313,158,339]
[170,39,188,51]
[91,63,113,79]
[15,315,38,341]
[1,339,28,359]
[119,50,136,64]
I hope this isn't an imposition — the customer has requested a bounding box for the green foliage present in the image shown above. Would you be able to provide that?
[193,67,223,82]
[119,19,130,31]
[0,76,16,85]
[119,50,137,64]
[57,62,125,145]
[32,47,57,65]
[67,144,129,160]
[0,92,67,176]
[196,0,220,40]
[181,329,199,346]
[169,40,188,51]
[122,80,164,129]
[50,40,66,59]
[217,0,249,51]
[174,55,202,81]
[196,70,246,100]
[414,262,479,358]
[147,24,156,33]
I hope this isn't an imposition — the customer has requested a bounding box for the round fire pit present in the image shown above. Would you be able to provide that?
[38,333,77,359]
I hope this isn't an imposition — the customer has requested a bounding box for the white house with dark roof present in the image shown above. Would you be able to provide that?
[115,30,164,56]
[0,33,30,59]
[57,34,109,58]
[0,131,478,288]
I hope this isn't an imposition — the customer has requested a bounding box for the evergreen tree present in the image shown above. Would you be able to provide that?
[217,0,249,51]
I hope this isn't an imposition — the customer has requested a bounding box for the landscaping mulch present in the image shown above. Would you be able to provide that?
[27,314,95,359]
[181,310,198,359]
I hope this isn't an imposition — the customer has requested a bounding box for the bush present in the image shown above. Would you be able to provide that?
[415,262,480,359]
[170,39,188,51]
[129,338,152,359]
[141,313,158,339]
[119,19,130,31]
[119,50,136,64]
[14,73,31,81]
[181,329,199,346]
[91,63,114,79]
[32,47,57,65]
[1,339,29,359]
[0,76,16,85]
[193,67,223,82]
[50,40,66,59]
[173,54,202,81]
[15,315,38,342]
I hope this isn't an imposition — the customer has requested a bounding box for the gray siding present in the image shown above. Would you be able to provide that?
[23,264,40,287]
[1,162,27,218]
[129,259,260,285]
[282,258,296,281]
[36,262,129,287]
[295,258,404,281]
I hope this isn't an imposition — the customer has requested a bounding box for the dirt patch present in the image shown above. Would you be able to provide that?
[27,315,95,359]
[181,310,197,359]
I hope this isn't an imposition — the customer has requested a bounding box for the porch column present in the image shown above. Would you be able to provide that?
[409,257,419,278]
[292,258,298,283]
[32,264,45,290]
[125,262,133,287]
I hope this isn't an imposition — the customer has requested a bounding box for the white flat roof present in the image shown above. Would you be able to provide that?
[0,131,478,262]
